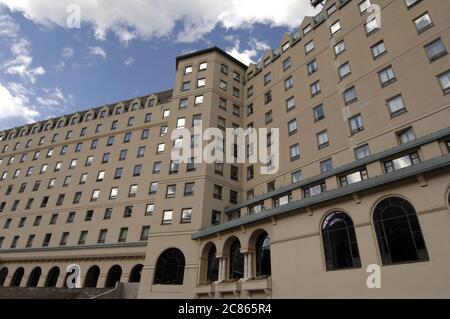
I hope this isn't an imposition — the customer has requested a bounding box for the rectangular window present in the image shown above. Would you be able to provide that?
[330,20,341,35]
[359,0,371,13]
[397,127,416,144]
[166,184,176,198]
[213,184,223,200]
[183,182,195,196]
[283,57,292,71]
[290,144,300,161]
[113,168,122,180]
[128,184,138,197]
[124,205,133,218]
[109,187,118,200]
[365,17,379,35]
[181,81,191,91]
[140,226,150,241]
[98,229,107,244]
[340,169,369,186]
[310,81,321,97]
[405,0,421,8]
[149,182,158,195]
[387,95,407,117]
[284,76,294,90]
[384,152,420,172]
[118,228,128,242]
[371,41,386,58]
[334,40,346,56]
[162,210,173,225]
[211,210,221,225]
[264,72,271,85]
[343,86,357,105]
[320,158,333,174]
[103,208,112,219]
[85,210,94,221]
[194,95,204,106]
[219,80,227,91]
[181,208,192,223]
[339,62,351,79]
[317,130,329,148]
[197,78,206,88]
[307,59,317,75]
[292,170,303,183]
[145,204,154,216]
[425,38,447,62]
[273,193,292,207]
[378,65,396,86]
[349,114,364,134]
[414,12,433,33]
[355,144,371,160]
[264,90,272,104]
[313,104,325,122]
[438,70,450,94]
[303,182,327,198]
[305,40,314,54]
[185,65,192,74]
[78,231,87,245]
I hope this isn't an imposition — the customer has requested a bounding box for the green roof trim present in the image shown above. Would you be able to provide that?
[224,126,450,214]
[193,153,450,240]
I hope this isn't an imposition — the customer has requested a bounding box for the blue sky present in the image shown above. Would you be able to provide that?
[0,0,316,131]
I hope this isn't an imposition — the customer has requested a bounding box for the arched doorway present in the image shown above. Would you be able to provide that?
[373,197,429,265]
[229,239,244,279]
[153,248,185,285]
[105,265,122,288]
[206,245,219,282]
[45,267,60,287]
[129,264,143,283]
[255,232,271,277]
[27,267,42,287]
[84,265,100,288]
[10,267,24,287]
[0,267,8,287]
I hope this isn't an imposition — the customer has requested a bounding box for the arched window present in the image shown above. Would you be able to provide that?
[229,239,244,279]
[105,265,122,288]
[10,267,24,287]
[206,245,219,282]
[84,266,100,288]
[0,267,8,287]
[322,211,361,270]
[153,248,185,285]
[129,264,143,283]
[27,267,42,287]
[373,197,429,265]
[45,267,60,287]
[255,232,271,277]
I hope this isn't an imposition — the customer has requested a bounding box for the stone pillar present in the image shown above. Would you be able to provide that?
[247,252,254,279]
[98,274,107,288]
[218,257,224,282]
[243,254,249,278]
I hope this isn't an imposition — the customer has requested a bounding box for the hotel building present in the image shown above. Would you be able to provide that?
[0,0,449,298]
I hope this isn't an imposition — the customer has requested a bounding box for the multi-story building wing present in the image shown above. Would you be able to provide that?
[0,0,450,298]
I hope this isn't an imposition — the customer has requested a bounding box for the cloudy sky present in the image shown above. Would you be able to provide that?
[0,0,316,130]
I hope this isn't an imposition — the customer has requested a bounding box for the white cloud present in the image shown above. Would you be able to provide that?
[88,46,107,59]
[0,12,19,38]
[0,21,46,83]
[61,46,74,59]
[124,57,135,67]
[0,82,39,122]
[0,0,317,43]
[225,36,270,66]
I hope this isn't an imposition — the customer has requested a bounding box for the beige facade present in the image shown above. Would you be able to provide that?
[0,0,450,298]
